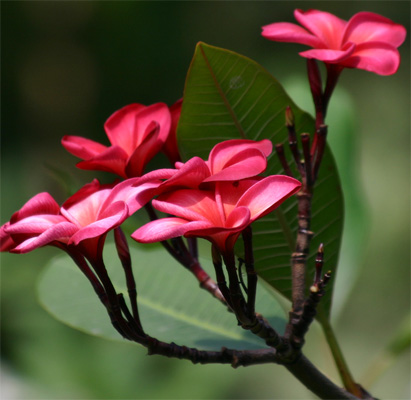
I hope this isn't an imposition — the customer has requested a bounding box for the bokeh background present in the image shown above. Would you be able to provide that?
[1,1,409,399]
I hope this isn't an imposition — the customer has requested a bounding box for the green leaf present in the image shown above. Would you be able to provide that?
[177,42,344,321]
[37,242,286,350]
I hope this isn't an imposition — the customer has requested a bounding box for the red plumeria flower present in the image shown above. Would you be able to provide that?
[1,179,159,262]
[262,9,406,75]
[62,101,179,179]
[139,138,273,192]
[132,176,301,256]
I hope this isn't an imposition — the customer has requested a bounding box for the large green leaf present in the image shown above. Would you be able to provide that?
[177,42,344,321]
[38,242,286,350]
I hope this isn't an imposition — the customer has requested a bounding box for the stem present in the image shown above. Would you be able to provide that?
[91,255,137,340]
[312,125,328,181]
[275,143,294,177]
[187,237,198,260]
[146,337,365,399]
[289,269,331,349]
[300,133,313,189]
[323,64,344,119]
[222,251,250,324]
[285,355,359,399]
[145,203,226,304]
[286,106,304,176]
[242,227,257,318]
[64,246,108,306]
[290,190,313,316]
[114,227,141,327]
[321,317,364,398]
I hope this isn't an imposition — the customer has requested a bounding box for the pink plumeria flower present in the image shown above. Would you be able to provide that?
[62,102,177,179]
[262,9,406,75]
[132,176,301,256]
[1,179,160,262]
[139,138,273,192]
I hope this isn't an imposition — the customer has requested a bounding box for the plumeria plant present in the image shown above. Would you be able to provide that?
[1,9,407,399]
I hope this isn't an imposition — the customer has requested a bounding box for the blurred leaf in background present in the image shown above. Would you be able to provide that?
[1,1,409,399]
[38,242,287,350]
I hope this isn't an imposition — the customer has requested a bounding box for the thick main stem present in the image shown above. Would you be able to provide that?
[291,190,313,316]
[146,337,362,399]
[285,355,359,399]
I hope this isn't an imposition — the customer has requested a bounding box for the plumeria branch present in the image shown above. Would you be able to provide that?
[85,250,364,400]
[279,96,361,397]
[145,336,360,400]
[147,338,361,399]
[288,245,332,349]
[104,290,364,399]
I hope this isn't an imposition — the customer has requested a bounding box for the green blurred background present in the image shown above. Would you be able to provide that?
[1,1,409,399]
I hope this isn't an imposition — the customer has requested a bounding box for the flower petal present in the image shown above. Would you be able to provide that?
[341,41,402,75]
[262,22,322,48]
[5,215,69,235]
[208,139,272,171]
[138,168,176,182]
[12,221,78,253]
[0,223,16,252]
[134,103,171,147]
[62,183,112,227]
[61,135,108,160]
[294,9,347,49]
[159,157,210,191]
[10,192,60,224]
[125,122,162,177]
[132,218,214,243]
[225,206,251,229]
[104,103,146,153]
[217,179,260,218]
[153,190,220,225]
[69,202,128,245]
[343,11,407,48]
[236,175,301,221]
[102,178,161,216]
[299,42,355,63]
[205,148,268,182]
[75,146,129,178]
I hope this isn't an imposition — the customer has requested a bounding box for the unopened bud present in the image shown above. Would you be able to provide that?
[114,227,131,268]
[285,106,295,127]
[310,285,319,293]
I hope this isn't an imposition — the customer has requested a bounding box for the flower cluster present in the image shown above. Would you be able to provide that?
[2,8,404,269]
[1,100,300,262]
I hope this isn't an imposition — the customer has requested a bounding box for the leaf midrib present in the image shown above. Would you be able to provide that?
[137,294,254,342]
[199,43,246,139]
